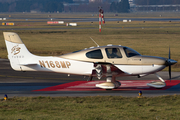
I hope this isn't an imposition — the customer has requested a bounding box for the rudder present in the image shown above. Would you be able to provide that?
[3,32,34,71]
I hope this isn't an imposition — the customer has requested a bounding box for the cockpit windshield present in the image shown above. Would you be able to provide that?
[123,47,141,57]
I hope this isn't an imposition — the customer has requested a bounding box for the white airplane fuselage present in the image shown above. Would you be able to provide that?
[6,40,166,76]
[4,32,177,89]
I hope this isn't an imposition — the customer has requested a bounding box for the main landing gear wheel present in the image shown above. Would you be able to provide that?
[95,77,121,90]
[95,64,121,90]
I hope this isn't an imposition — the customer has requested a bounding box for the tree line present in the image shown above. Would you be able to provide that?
[134,0,180,5]
[110,0,130,13]
[0,0,71,12]
[0,0,130,13]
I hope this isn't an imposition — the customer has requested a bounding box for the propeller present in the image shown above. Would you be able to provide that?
[167,46,177,81]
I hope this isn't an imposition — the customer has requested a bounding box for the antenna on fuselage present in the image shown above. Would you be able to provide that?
[89,37,99,47]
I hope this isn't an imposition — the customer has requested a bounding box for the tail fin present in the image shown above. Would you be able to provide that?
[3,32,35,71]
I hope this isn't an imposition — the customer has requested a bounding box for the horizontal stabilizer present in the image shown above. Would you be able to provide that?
[19,63,38,66]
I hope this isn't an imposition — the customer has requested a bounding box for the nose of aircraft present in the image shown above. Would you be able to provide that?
[166,47,177,66]
[166,59,177,66]
[165,58,177,80]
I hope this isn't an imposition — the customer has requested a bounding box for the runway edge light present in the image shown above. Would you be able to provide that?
[4,94,8,101]
[138,91,142,98]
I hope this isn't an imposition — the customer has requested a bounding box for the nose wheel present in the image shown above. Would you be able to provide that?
[147,73,166,88]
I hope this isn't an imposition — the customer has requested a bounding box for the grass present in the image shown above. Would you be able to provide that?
[1,95,180,120]
[2,12,180,18]
[1,13,180,119]
[1,17,180,71]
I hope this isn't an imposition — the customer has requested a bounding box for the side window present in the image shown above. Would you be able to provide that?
[105,48,122,58]
[86,49,103,59]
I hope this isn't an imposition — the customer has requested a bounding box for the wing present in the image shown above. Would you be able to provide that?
[92,62,129,79]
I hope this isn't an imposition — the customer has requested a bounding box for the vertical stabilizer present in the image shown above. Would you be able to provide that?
[3,32,34,71]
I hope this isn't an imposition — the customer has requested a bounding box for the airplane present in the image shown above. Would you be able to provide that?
[3,32,177,90]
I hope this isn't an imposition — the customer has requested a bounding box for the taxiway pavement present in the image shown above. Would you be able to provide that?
[0,59,180,98]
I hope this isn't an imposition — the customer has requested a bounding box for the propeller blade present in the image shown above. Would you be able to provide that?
[169,46,171,59]
[168,46,171,81]
[169,65,171,81]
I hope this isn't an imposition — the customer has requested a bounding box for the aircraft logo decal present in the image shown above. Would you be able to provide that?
[11,45,21,55]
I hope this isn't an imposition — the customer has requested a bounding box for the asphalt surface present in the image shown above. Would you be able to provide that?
[0,58,180,98]
[7,17,180,22]
[1,17,180,31]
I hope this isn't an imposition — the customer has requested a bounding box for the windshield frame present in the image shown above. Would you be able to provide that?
[123,47,141,58]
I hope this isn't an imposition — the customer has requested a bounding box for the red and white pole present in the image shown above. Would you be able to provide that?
[99,13,101,32]
[101,13,105,24]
